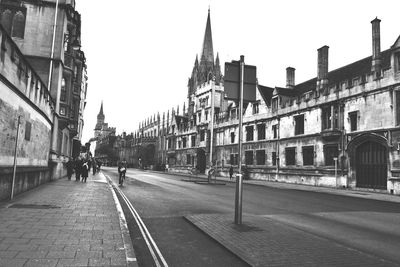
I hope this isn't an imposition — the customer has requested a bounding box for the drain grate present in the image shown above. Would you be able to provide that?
[8,204,60,209]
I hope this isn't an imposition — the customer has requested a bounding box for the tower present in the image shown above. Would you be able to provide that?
[94,102,105,138]
[187,8,222,114]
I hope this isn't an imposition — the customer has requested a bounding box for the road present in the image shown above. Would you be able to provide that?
[102,167,400,266]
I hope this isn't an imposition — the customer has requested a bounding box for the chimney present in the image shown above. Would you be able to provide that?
[371,17,381,73]
[317,45,329,89]
[286,67,295,88]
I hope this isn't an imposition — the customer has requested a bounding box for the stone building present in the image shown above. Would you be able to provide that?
[93,102,118,165]
[0,24,55,200]
[116,13,400,194]
[0,0,88,178]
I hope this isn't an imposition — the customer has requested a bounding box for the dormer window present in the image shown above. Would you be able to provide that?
[272,97,279,112]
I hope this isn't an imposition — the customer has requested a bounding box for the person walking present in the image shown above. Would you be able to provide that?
[75,158,82,182]
[229,166,234,180]
[81,160,89,183]
[66,158,74,180]
[92,158,97,175]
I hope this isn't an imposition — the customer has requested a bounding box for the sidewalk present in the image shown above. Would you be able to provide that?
[0,172,136,267]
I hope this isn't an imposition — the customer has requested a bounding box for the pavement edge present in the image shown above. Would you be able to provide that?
[183,215,253,267]
[102,173,138,267]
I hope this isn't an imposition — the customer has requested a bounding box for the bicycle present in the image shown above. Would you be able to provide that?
[119,170,126,186]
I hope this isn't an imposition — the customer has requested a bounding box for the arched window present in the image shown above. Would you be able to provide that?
[11,11,25,38]
[60,78,67,102]
[1,9,12,34]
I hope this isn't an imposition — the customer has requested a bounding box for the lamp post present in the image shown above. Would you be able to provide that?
[11,116,21,200]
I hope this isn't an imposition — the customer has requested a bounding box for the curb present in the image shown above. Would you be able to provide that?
[103,173,138,267]
[182,215,252,266]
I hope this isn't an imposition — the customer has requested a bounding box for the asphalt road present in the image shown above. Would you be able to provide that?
[103,167,400,266]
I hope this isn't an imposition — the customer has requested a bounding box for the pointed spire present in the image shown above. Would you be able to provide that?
[201,8,214,64]
[216,52,220,66]
[183,102,186,115]
[177,105,180,115]
[99,101,104,116]
[195,54,199,67]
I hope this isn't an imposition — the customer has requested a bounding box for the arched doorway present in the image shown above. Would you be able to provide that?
[197,149,206,174]
[355,141,387,189]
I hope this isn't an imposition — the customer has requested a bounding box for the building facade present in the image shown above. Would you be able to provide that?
[0,0,88,178]
[0,23,55,200]
[116,13,400,195]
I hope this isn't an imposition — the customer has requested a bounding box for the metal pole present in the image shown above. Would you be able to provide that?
[235,55,245,224]
[209,77,215,182]
[11,116,21,200]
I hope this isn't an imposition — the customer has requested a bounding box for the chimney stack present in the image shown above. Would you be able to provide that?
[286,67,295,88]
[317,45,329,90]
[371,17,381,73]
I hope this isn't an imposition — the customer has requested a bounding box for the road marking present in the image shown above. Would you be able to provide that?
[106,174,168,267]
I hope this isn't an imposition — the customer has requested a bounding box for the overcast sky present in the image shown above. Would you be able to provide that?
[77,0,400,143]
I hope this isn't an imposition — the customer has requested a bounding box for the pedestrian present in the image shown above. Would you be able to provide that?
[97,161,102,172]
[229,166,234,180]
[75,158,82,182]
[81,160,89,183]
[92,158,97,175]
[66,158,74,180]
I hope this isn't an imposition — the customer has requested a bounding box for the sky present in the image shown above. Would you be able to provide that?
[76,0,400,143]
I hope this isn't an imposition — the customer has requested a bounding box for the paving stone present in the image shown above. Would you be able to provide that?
[0,250,18,258]
[88,257,111,266]
[56,258,89,267]
[25,258,58,267]
[46,250,76,259]
[76,250,102,259]
[0,258,27,267]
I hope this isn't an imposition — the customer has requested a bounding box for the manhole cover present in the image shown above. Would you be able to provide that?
[9,204,60,209]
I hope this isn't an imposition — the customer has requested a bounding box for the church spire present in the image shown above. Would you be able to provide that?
[99,101,104,116]
[201,8,214,64]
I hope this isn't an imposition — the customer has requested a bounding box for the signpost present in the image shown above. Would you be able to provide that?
[224,56,257,224]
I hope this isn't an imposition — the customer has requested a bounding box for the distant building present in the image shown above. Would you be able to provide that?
[117,13,400,195]
[93,102,117,165]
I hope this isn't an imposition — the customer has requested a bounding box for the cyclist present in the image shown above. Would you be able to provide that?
[118,159,128,186]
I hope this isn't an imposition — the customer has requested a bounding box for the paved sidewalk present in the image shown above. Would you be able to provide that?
[0,172,136,267]
[185,213,393,267]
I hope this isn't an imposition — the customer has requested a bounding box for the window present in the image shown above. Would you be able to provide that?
[245,151,253,165]
[256,150,265,165]
[168,138,172,149]
[205,111,208,121]
[186,154,191,165]
[200,130,205,141]
[349,111,358,131]
[257,123,265,140]
[230,108,237,120]
[11,11,25,38]
[0,7,26,38]
[60,106,66,116]
[294,114,304,135]
[321,105,339,130]
[24,121,31,141]
[272,124,278,139]
[252,102,259,114]
[285,147,296,166]
[324,145,338,166]
[272,97,278,111]
[302,146,314,166]
[60,78,66,102]
[230,153,238,165]
[191,135,196,147]
[396,91,400,126]
[230,132,235,144]
[178,140,182,148]
[272,152,277,166]
[182,137,186,148]
[246,125,254,141]
[198,113,202,123]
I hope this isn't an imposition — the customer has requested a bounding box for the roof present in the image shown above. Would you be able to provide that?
[293,48,392,95]
[257,85,274,106]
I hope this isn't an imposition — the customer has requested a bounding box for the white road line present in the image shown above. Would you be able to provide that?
[106,174,168,267]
